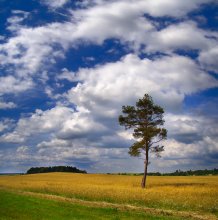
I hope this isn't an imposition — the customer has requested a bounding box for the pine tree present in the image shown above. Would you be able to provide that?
[119,94,167,188]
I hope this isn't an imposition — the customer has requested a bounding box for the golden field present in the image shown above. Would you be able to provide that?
[0,173,217,216]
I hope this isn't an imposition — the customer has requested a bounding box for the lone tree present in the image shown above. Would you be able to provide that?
[119,94,167,188]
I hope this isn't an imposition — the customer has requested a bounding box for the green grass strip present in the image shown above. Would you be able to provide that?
[0,189,184,220]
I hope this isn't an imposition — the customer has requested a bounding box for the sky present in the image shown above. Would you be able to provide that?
[0,0,218,173]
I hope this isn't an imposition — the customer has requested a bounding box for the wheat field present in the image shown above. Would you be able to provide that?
[0,173,217,217]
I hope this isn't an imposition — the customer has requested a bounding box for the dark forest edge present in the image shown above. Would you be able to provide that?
[1,168,217,176]
[108,168,218,176]
[26,166,87,174]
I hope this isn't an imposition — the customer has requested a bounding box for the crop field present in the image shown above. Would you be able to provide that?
[0,173,217,220]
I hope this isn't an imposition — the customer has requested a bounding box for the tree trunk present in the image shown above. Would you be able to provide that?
[141,159,148,188]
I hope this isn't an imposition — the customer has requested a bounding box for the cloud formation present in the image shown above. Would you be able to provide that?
[1,0,217,83]
[0,0,217,172]
[41,0,69,9]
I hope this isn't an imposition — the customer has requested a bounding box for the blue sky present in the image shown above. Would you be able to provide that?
[0,0,218,173]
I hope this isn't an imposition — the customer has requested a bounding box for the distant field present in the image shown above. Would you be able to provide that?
[0,173,217,220]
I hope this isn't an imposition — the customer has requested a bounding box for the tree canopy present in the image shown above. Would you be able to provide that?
[26,166,87,174]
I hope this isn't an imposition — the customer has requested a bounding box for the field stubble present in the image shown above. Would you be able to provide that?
[0,173,217,217]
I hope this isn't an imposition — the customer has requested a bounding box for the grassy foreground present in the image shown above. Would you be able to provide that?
[0,173,217,219]
[0,189,185,220]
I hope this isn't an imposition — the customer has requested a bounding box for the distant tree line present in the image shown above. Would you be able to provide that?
[158,169,218,176]
[108,168,218,176]
[26,166,87,174]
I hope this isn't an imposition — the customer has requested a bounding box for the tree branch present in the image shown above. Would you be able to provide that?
[150,138,164,146]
